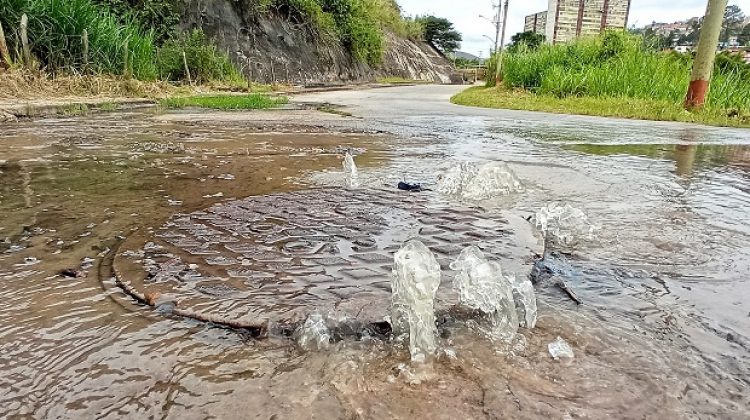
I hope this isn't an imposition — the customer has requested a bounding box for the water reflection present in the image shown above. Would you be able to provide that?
[564,143,750,178]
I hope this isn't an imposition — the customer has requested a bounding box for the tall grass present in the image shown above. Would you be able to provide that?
[0,0,157,79]
[496,31,750,112]
[157,30,244,83]
[263,0,423,64]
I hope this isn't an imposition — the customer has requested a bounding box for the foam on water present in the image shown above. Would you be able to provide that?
[343,151,359,188]
[450,246,519,341]
[296,313,331,351]
[391,240,442,363]
[511,274,537,329]
[533,202,597,250]
[437,161,523,201]
[548,336,575,360]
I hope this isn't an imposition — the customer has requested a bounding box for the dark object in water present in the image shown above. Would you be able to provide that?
[59,268,84,278]
[398,181,429,192]
[531,251,583,305]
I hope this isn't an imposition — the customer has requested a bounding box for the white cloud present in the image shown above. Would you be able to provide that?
[397,0,750,56]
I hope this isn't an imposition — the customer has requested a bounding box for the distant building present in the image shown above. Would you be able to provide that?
[524,0,632,44]
[524,11,548,36]
[644,20,693,38]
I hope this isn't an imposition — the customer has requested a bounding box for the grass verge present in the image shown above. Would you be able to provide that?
[376,77,429,84]
[451,86,750,129]
[160,94,288,110]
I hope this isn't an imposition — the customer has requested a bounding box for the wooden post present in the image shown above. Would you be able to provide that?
[0,22,11,68]
[82,29,89,71]
[20,14,31,69]
[182,50,192,84]
[685,0,728,109]
[122,38,130,78]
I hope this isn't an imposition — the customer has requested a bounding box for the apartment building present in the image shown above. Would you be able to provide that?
[524,0,632,44]
[524,11,548,36]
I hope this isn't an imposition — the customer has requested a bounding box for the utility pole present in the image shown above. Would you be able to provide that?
[495,0,510,83]
[480,3,502,54]
[685,0,728,109]
[493,3,501,54]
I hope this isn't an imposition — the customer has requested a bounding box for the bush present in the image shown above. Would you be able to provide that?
[263,0,423,65]
[93,0,180,43]
[0,0,157,78]
[156,29,243,83]
[495,31,750,112]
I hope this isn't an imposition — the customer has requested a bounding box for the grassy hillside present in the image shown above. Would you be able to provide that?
[0,0,424,81]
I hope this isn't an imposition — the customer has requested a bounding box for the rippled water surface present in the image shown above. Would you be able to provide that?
[1,87,749,419]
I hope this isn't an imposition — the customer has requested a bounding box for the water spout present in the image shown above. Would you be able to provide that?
[511,274,537,329]
[391,240,442,363]
[437,161,523,201]
[533,202,596,251]
[295,312,331,351]
[343,151,359,188]
[450,246,519,341]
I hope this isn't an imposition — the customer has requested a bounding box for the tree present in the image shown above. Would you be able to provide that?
[507,31,545,52]
[415,15,462,53]
[678,18,703,45]
[641,27,672,51]
[722,5,745,44]
[739,23,750,46]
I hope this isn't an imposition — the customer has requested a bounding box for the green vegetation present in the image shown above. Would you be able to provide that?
[376,76,427,84]
[471,32,750,127]
[453,57,482,69]
[93,0,180,43]
[0,0,158,78]
[452,86,750,129]
[1,0,430,84]
[160,94,289,110]
[98,101,120,111]
[157,30,244,83]
[415,15,461,53]
[0,0,245,83]
[507,31,545,52]
[59,103,90,116]
[259,0,424,64]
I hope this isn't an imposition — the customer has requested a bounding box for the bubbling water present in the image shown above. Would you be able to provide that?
[437,161,523,201]
[450,246,520,341]
[295,313,332,351]
[511,274,538,329]
[343,151,359,188]
[391,240,442,363]
[533,202,597,250]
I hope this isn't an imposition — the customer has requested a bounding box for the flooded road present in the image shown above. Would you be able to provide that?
[1,86,749,419]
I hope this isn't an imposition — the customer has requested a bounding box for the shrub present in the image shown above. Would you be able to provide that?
[0,0,157,78]
[156,29,243,83]
[495,31,750,112]
[262,0,423,65]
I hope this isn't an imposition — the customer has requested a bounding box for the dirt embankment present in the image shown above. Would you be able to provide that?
[181,0,462,86]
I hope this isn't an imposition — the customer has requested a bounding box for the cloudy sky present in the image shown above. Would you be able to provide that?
[398,0,750,57]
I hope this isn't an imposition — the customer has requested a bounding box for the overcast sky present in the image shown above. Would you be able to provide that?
[398,0,750,58]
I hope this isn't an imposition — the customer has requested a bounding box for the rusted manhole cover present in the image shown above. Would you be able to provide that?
[114,188,539,327]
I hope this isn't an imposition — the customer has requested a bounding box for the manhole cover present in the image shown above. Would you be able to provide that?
[114,188,539,327]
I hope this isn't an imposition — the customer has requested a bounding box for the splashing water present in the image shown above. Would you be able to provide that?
[450,246,519,341]
[343,151,359,188]
[548,336,575,361]
[437,161,523,201]
[295,312,331,351]
[533,202,597,250]
[511,275,537,329]
[391,240,442,363]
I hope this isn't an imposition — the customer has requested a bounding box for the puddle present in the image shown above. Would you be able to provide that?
[1,92,749,419]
